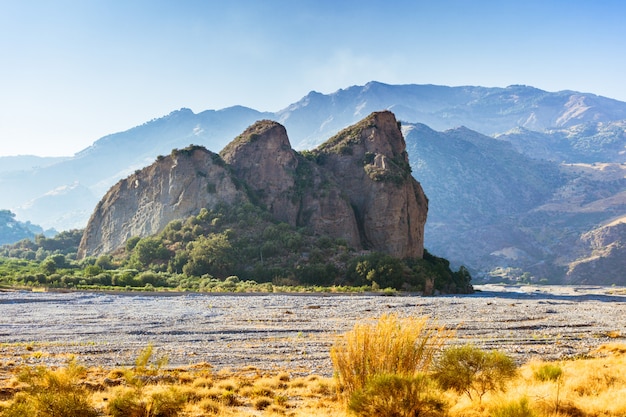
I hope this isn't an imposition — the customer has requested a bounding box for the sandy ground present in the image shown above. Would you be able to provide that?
[1,284,625,376]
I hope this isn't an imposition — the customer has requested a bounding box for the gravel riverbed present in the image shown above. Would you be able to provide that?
[1,285,625,376]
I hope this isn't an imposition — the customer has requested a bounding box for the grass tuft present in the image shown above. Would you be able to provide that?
[330,313,451,401]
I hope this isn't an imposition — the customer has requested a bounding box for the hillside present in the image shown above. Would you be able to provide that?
[79,112,428,262]
[69,112,470,293]
[0,210,41,245]
[1,81,625,284]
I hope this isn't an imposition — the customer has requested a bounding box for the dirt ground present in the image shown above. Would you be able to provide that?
[1,284,625,377]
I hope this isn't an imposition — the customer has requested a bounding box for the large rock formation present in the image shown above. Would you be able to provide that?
[78,111,428,259]
[219,120,361,249]
[78,148,247,258]
[220,120,300,225]
[313,111,428,258]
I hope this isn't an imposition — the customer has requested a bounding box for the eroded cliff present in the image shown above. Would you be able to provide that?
[78,111,428,260]
[78,148,247,258]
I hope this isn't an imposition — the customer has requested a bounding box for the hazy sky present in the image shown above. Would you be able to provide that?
[1,0,625,157]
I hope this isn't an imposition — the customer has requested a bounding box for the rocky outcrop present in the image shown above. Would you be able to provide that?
[78,111,428,259]
[78,147,247,258]
[313,111,428,258]
[219,120,361,249]
[220,121,300,225]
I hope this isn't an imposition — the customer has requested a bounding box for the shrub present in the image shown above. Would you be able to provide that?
[108,386,185,417]
[107,387,144,417]
[347,252,405,289]
[147,387,186,417]
[533,363,563,382]
[1,361,99,417]
[433,344,517,402]
[198,398,222,414]
[330,314,450,400]
[254,396,273,410]
[348,373,446,417]
[490,397,537,417]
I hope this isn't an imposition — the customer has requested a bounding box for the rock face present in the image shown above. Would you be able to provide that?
[313,111,428,258]
[78,111,428,259]
[220,121,300,225]
[219,120,361,249]
[77,147,247,258]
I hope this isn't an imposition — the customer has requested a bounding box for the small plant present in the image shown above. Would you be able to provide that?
[533,362,565,414]
[1,359,99,417]
[490,397,537,417]
[107,387,144,417]
[433,344,517,402]
[348,373,447,417]
[331,314,450,400]
[198,398,222,414]
[254,396,273,410]
[533,363,563,382]
[107,386,186,417]
[220,390,241,406]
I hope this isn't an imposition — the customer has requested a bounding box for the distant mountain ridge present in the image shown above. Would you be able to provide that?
[2,81,626,284]
[278,82,626,150]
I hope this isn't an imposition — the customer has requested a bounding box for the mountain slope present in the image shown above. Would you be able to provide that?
[402,123,565,276]
[497,120,626,163]
[2,107,269,230]
[2,81,626,284]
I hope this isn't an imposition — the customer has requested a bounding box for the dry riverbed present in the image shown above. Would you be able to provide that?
[1,284,625,377]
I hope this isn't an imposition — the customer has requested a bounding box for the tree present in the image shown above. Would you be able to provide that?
[41,258,57,275]
[433,345,517,402]
[182,233,235,278]
[131,237,170,267]
[348,253,405,289]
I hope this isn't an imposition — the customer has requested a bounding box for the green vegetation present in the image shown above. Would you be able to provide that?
[0,229,82,260]
[330,316,521,417]
[432,344,517,402]
[0,203,472,294]
[533,363,563,382]
[0,210,37,246]
[347,373,446,417]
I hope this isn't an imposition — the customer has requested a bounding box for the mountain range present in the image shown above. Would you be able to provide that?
[1,81,625,284]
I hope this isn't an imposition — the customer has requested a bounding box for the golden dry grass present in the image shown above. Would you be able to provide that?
[1,335,625,416]
[330,313,452,402]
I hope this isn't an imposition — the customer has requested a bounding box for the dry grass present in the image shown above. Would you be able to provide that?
[330,313,452,401]
[447,342,626,417]
[1,335,625,416]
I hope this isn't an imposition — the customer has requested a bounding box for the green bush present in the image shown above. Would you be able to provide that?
[433,344,517,402]
[347,252,405,289]
[533,363,563,382]
[348,373,447,417]
[490,397,537,417]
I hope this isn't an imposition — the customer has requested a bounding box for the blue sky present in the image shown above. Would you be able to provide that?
[1,0,625,156]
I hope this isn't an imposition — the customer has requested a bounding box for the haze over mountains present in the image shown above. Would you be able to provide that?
[1,81,625,284]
